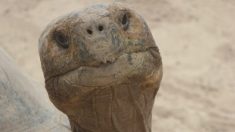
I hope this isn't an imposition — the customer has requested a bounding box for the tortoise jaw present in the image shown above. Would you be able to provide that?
[45,46,159,84]
[51,47,160,87]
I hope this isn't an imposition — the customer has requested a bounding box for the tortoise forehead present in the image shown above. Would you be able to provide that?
[82,4,109,15]
[51,4,112,26]
[67,4,110,20]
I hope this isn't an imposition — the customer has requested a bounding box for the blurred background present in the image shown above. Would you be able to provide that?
[0,0,235,131]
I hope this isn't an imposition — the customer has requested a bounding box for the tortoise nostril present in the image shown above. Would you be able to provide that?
[87,29,93,35]
[98,25,104,31]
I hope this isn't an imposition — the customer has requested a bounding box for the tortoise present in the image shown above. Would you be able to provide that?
[0,3,162,132]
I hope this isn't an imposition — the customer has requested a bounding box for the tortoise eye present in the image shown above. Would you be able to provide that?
[53,31,69,49]
[121,13,129,31]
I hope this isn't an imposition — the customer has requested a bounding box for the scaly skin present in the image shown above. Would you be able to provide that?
[39,3,162,132]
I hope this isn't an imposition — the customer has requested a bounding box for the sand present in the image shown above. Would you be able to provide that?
[0,0,235,131]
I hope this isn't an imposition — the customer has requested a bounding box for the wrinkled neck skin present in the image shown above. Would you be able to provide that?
[45,49,162,132]
[67,82,161,132]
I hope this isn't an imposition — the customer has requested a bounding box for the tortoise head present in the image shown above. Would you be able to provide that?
[39,3,162,132]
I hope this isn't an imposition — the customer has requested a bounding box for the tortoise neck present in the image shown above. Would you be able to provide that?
[68,113,152,132]
[65,83,159,132]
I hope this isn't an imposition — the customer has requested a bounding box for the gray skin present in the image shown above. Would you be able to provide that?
[39,3,163,132]
[0,48,70,132]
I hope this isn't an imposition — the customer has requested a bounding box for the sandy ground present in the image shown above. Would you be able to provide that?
[0,0,235,131]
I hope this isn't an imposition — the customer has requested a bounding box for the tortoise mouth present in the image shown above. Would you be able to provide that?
[45,46,159,85]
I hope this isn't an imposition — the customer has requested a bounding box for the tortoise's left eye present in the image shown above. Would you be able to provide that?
[53,31,69,49]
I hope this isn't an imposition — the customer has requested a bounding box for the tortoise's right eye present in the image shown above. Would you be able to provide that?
[121,13,130,31]
[53,31,69,49]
